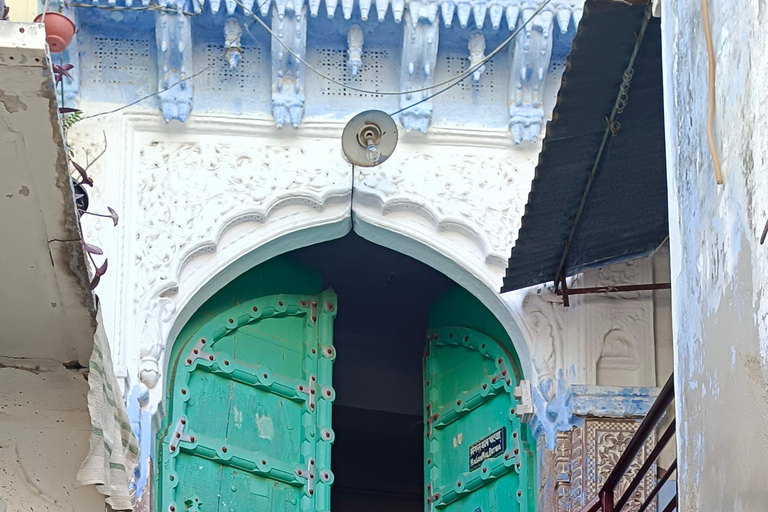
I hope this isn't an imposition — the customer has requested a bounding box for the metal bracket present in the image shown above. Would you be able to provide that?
[184,337,214,366]
[513,380,534,423]
[295,457,315,497]
[169,416,195,453]
[491,357,512,387]
[298,375,316,411]
[300,299,318,324]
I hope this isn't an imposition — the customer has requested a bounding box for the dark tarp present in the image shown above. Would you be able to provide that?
[501,1,667,293]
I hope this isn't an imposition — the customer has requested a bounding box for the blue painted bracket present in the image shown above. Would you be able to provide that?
[398,9,439,133]
[224,17,243,69]
[126,384,154,500]
[155,7,194,122]
[270,4,307,129]
[530,368,662,450]
[508,9,553,143]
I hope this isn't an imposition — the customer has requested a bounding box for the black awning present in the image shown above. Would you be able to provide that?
[501,1,667,293]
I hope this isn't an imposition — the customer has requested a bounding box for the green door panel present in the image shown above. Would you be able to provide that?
[159,290,337,512]
[423,326,535,512]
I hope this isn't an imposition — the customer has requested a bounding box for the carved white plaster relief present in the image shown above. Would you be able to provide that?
[75,111,538,409]
[355,144,538,268]
[574,259,656,387]
[521,290,563,389]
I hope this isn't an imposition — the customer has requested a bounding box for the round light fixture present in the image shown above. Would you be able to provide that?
[341,110,398,167]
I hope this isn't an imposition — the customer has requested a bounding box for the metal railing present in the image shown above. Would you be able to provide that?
[579,373,677,512]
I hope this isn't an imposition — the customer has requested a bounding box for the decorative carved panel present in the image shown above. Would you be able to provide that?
[581,419,656,512]
[538,419,657,512]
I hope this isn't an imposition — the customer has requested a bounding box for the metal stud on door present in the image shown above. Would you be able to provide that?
[159,290,337,512]
[423,327,534,512]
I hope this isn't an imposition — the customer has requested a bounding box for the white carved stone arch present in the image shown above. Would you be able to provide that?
[70,110,540,410]
[159,212,535,409]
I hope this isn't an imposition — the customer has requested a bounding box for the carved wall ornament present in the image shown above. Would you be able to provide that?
[355,149,534,264]
[508,9,554,143]
[398,10,440,132]
[223,16,243,70]
[271,5,308,129]
[138,297,175,389]
[538,418,657,512]
[156,10,193,122]
[583,419,656,511]
[346,24,364,76]
[468,31,486,82]
[521,290,563,387]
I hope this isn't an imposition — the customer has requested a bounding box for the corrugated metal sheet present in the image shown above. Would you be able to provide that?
[501,1,667,293]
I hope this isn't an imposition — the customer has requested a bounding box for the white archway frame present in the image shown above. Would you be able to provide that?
[71,111,539,410]
[161,211,535,392]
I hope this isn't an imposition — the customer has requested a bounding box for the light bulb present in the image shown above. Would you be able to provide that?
[366,138,380,163]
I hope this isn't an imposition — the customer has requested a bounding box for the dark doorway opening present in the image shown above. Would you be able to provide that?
[286,232,456,512]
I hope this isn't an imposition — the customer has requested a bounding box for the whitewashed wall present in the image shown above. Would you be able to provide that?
[72,106,671,420]
[662,0,768,509]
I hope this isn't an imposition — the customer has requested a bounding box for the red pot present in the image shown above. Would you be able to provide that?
[34,12,76,53]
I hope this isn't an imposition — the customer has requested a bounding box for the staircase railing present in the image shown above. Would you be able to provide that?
[579,373,677,512]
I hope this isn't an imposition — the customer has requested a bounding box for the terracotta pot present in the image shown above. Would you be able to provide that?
[34,12,76,53]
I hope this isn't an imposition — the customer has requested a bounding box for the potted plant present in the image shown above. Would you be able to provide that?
[34,10,75,53]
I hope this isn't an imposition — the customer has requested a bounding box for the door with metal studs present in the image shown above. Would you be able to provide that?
[159,290,337,512]
[423,313,535,512]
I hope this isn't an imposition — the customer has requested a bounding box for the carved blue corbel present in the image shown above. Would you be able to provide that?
[346,25,363,76]
[271,4,307,129]
[224,16,242,69]
[468,31,485,83]
[156,8,194,122]
[126,385,153,500]
[508,8,553,143]
[398,9,439,133]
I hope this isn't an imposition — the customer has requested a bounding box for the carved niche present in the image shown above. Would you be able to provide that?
[575,260,656,387]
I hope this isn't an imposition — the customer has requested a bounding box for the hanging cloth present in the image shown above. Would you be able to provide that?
[77,299,139,510]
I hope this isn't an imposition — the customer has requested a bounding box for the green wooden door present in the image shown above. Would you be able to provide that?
[424,290,535,512]
[159,289,337,512]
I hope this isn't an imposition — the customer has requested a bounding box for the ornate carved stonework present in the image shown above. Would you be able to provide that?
[74,113,538,408]
[356,149,535,264]
[538,419,656,512]
[133,139,349,389]
[583,419,656,512]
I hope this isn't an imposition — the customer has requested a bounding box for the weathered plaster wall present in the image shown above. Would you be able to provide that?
[0,360,104,512]
[662,0,768,509]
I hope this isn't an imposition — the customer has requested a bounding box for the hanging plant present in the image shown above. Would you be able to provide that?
[60,103,118,289]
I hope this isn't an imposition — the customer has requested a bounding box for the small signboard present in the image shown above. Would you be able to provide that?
[469,427,506,471]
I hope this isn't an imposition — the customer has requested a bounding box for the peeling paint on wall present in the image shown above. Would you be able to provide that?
[662,0,768,509]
